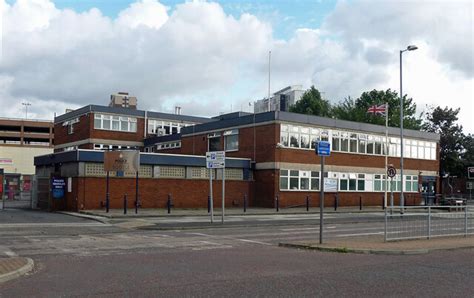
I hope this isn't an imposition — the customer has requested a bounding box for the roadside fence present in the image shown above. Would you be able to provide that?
[384,206,473,241]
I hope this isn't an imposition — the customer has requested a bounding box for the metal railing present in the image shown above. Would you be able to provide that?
[384,206,473,241]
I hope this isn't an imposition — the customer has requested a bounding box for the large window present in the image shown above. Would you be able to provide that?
[224,129,239,151]
[94,114,137,133]
[279,124,436,160]
[148,119,188,136]
[208,132,221,152]
[280,170,320,191]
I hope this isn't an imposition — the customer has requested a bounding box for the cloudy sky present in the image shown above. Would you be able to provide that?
[1,0,473,132]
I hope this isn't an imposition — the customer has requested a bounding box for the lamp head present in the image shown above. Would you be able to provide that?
[407,45,418,51]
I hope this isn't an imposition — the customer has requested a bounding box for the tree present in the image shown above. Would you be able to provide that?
[462,134,474,171]
[422,106,465,177]
[332,89,422,130]
[289,86,332,117]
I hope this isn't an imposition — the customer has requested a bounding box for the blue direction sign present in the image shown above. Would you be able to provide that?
[317,141,331,156]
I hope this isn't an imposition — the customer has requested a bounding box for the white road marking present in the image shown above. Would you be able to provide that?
[237,239,271,246]
[0,222,109,228]
[187,232,210,237]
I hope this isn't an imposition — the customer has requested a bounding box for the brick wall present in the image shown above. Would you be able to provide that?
[63,176,253,211]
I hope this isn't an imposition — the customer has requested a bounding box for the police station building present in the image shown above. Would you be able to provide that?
[34,102,439,211]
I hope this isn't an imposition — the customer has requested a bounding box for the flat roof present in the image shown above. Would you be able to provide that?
[181,111,440,141]
[55,105,213,124]
[34,150,252,169]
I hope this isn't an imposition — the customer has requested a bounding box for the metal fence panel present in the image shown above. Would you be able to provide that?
[385,206,473,241]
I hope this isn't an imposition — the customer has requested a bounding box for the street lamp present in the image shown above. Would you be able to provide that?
[399,45,418,209]
[22,102,31,119]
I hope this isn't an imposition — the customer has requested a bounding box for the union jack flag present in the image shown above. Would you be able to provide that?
[367,104,387,116]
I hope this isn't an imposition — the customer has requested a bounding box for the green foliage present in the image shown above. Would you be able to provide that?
[422,106,466,177]
[289,86,332,117]
[332,89,422,130]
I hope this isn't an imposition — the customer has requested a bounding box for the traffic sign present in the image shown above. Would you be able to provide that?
[316,141,331,156]
[468,167,474,179]
[206,151,225,169]
[387,166,396,178]
[467,181,473,190]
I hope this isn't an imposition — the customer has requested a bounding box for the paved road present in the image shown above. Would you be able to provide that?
[0,209,473,297]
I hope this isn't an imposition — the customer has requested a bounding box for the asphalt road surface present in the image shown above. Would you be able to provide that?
[0,209,473,297]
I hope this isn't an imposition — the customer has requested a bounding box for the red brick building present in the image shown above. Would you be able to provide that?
[35,105,440,211]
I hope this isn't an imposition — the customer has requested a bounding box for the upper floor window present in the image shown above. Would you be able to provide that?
[94,114,137,133]
[224,129,239,151]
[208,132,221,152]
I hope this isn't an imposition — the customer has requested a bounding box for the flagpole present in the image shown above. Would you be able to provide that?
[384,103,388,209]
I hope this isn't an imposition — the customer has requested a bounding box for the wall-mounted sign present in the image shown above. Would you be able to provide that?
[51,177,66,199]
[324,178,338,192]
[104,151,140,172]
[0,158,13,165]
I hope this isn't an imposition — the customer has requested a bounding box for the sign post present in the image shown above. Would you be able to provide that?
[387,165,396,213]
[206,151,225,224]
[316,141,330,244]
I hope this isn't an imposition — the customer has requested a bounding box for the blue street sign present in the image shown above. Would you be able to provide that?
[317,141,331,156]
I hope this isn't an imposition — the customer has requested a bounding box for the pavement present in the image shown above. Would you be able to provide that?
[280,235,474,255]
[0,257,34,284]
[76,206,388,218]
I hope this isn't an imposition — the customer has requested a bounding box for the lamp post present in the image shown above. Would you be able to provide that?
[22,102,31,119]
[399,45,417,209]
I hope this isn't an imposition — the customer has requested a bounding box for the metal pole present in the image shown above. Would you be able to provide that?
[124,194,127,215]
[428,206,431,239]
[222,167,225,224]
[390,177,394,215]
[465,205,468,237]
[268,50,271,112]
[209,169,214,223]
[400,50,405,210]
[135,171,139,214]
[384,103,389,208]
[106,171,110,213]
[244,194,247,213]
[384,206,387,242]
[306,195,309,212]
[320,155,325,244]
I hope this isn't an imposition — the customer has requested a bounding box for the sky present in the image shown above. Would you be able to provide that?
[0,0,473,133]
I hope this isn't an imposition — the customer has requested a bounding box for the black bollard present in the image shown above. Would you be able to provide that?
[207,195,211,213]
[244,194,247,213]
[382,195,385,210]
[167,193,172,214]
[359,196,362,211]
[306,195,310,211]
[135,195,139,214]
[123,194,127,215]
[276,195,279,212]
[106,193,110,213]
[334,194,338,211]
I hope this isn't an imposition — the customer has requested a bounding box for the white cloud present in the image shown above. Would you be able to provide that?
[0,0,472,133]
[117,0,168,29]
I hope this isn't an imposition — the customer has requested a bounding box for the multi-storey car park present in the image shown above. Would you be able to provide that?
[34,103,439,211]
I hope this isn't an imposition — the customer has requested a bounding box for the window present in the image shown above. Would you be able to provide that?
[224,129,239,151]
[310,128,320,149]
[67,124,74,134]
[280,125,289,147]
[311,171,320,190]
[289,126,299,148]
[358,134,367,153]
[357,174,365,191]
[298,127,310,149]
[367,135,374,154]
[375,137,382,155]
[94,114,136,132]
[332,131,340,152]
[300,171,310,190]
[350,133,358,153]
[341,133,349,152]
[207,132,221,151]
[405,175,418,192]
[289,170,299,190]
[280,170,289,190]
